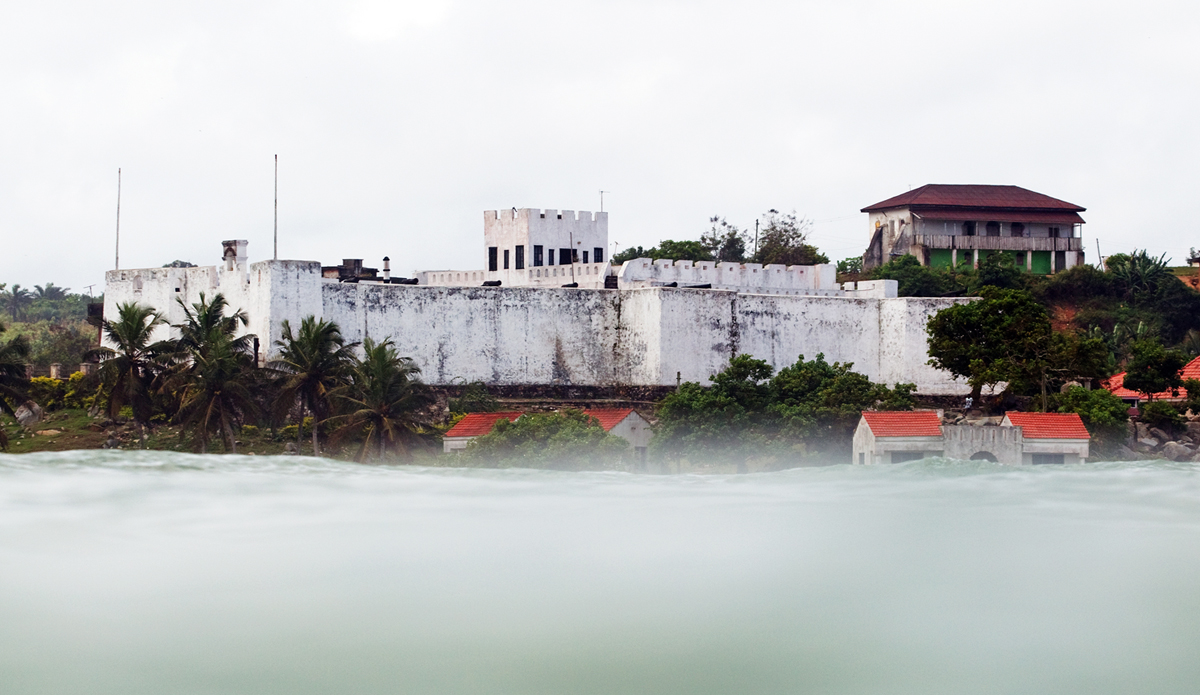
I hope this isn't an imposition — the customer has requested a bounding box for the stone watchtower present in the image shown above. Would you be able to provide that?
[483,208,608,277]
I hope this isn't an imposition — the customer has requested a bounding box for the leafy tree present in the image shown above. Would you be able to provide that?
[700,217,749,262]
[271,316,358,455]
[752,210,828,266]
[967,252,1025,293]
[0,323,31,450]
[1013,330,1112,412]
[165,293,259,453]
[87,303,174,440]
[926,288,1053,402]
[611,246,650,265]
[449,379,500,414]
[837,257,863,275]
[462,409,629,470]
[1122,338,1188,400]
[1051,386,1130,452]
[652,355,775,459]
[1139,400,1184,434]
[1111,250,1171,299]
[328,338,437,462]
[870,255,964,297]
[162,260,197,268]
[768,353,915,450]
[654,240,713,262]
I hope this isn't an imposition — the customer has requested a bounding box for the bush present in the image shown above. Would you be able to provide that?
[461,410,628,470]
[240,424,260,437]
[280,424,299,440]
[1139,400,1184,434]
[1051,386,1129,452]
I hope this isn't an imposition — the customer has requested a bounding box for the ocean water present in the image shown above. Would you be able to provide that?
[2,452,1199,694]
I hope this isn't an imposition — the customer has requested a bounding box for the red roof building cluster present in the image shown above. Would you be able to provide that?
[1002,412,1090,440]
[1103,356,1200,401]
[861,411,944,438]
[444,408,637,439]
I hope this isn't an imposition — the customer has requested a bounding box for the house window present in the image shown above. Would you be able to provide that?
[560,248,572,264]
[859,453,865,465]
[594,247,604,263]
[962,221,976,236]
[1011,223,1025,237]
[503,249,510,270]
[582,251,589,264]
[515,245,525,270]
[548,249,555,265]
[488,247,498,272]
[533,245,544,267]
[986,221,1000,236]
[1032,453,1065,465]
[1048,227,1061,238]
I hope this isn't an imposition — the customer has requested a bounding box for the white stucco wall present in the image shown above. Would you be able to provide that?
[106,255,971,394]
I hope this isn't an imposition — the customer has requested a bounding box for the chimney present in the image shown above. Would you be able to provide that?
[382,256,391,282]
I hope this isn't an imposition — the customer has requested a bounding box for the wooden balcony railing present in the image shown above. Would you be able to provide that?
[910,234,1083,252]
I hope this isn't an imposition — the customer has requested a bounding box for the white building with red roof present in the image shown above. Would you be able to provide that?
[1103,355,1200,404]
[861,184,1086,274]
[854,411,1090,465]
[443,408,652,456]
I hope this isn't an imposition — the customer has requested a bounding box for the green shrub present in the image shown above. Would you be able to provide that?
[462,410,628,470]
[1139,400,1184,434]
[1051,386,1129,452]
[241,424,260,437]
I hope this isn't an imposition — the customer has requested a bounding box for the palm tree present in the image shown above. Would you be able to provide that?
[270,316,358,456]
[327,338,436,462]
[34,283,68,300]
[3,284,32,322]
[0,322,31,450]
[165,293,259,453]
[87,302,173,442]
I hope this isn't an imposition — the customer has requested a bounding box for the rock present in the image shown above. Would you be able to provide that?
[35,429,62,436]
[283,442,298,455]
[87,423,104,432]
[1161,441,1193,461]
[1181,435,1195,446]
[1136,438,1160,452]
[1116,445,1141,460]
[1150,427,1173,443]
[1136,422,1151,440]
[14,402,43,429]
[1187,421,1200,439]
[88,405,102,418]
[102,436,120,449]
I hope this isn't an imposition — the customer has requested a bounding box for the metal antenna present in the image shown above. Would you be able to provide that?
[115,168,121,270]
[754,219,760,258]
[273,154,278,260]
[599,190,608,212]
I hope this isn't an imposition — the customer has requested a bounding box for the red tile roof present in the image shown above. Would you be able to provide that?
[444,408,638,439]
[582,408,636,431]
[1103,356,1200,401]
[1003,412,1090,439]
[444,412,523,438]
[861,411,943,438]
[862,184,1085,213]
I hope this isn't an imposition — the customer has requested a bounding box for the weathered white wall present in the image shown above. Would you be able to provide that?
[617,258,840,295]
[418,262,610,289]
[107,256,971,394]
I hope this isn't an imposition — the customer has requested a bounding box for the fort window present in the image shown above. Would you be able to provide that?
[582,251,589,264]
[533,245,543,266]
[515,245,525,270]
[1011,223,1025,237]
[488,247,498,271]
[560,248,572,264]
[594,247,604,263]
[962,221,976,236]
[503,249,510,270]
[548,249,555,265]
[986,221,1000,236]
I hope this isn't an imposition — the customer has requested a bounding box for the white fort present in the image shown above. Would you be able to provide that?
[104,210,971,394]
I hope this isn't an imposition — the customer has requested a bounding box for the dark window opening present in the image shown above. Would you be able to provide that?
[503,249,510,270]
[515,245,525,270]
[488,247,498,272]
[560,248,572,264]
[548,249,555,265]
[594,247,604,264]
[1011,223,1025,237]
[533,245,543,267]
[1049,226,1061,238]
[1032,453,1065,465]
[572,249,579,263]
[891,451,925,463]
[986,221,1000,236]
[582,251,589,264]
[1055,250,1066,272]
[962,221,976,236]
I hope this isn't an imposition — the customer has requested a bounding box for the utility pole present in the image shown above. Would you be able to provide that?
[114,168,121,270]
[754,218,759,259]
[273,155,278,260]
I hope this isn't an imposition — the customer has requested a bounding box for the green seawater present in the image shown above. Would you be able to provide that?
[2,451,1199,694]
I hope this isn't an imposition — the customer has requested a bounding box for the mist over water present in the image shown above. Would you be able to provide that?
[2,452,1199,694]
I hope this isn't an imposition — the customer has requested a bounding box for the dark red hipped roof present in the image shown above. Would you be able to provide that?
[861,411,943,438]
[1003,412,1090,440]
[862,184,1085,214]
[1103,356,1200,401]
[444,408,638,439]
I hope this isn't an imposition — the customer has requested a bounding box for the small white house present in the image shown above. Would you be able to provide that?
[443,408,652,456]
[853,410,1091,464]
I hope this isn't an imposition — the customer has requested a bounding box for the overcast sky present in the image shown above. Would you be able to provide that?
[2,0,1197,292]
